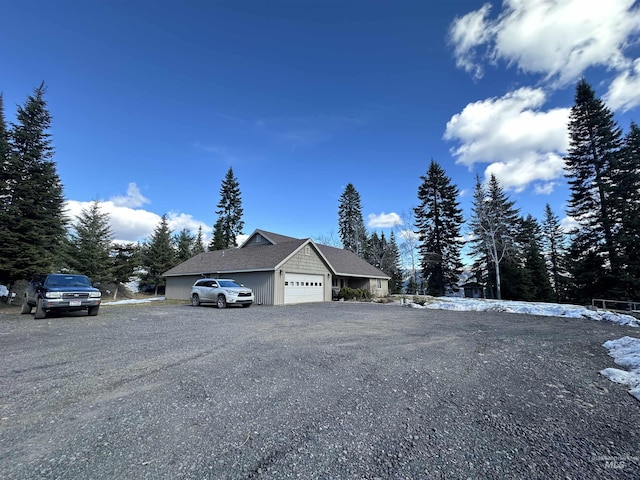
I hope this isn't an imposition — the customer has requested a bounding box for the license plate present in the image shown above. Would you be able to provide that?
[69,300,82,307]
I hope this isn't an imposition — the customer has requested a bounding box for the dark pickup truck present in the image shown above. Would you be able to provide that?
[21,274,102,319]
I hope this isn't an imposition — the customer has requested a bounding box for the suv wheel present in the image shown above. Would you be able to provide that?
[34,298,46,319]
[217,295,227,309]
[88,305,99,316]
[20,297,32,314]
[191,294,200,307]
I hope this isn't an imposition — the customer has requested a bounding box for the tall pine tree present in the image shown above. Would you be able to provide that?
[564,79,623,297]
[519,215,553,302]
[111,242,139,300]
[192,226,206,255]
[414,160,463,296]
[468,174,520,300]
[614,123,640,298]
[210,167,244,250]
[174,228,195,262]
[0,84,67,285]
[66,200,114,284]
[141,214,176,295]
[541,204,567,302]
[338,183,367,258]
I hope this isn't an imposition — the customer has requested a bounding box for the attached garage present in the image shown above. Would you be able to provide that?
[163,229,390,306]
[284,273,325,304]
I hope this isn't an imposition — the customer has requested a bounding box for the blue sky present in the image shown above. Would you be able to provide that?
[2,0,640,251]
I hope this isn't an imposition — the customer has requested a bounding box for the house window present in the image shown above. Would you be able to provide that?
[376,279,381,288]
[305,246,310,256]
[256,234,263,243]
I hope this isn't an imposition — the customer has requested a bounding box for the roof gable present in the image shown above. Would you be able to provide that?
[164,228,389,280]
[241,229,300,247]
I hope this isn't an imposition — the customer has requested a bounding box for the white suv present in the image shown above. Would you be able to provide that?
[190,278,254,308]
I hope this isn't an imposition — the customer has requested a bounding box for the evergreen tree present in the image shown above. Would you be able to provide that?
[192,226,206,255]
[564,79,623,297]
[209,218,226,251]
[405,276,418,295]
[111,242,139,300]
[211,167,244,250]
[387,231,404,294]
[0,84,67,284]
[141,214,176,295]
[414,160,463,296]
[566,230,608,304]
[468,174,520,300]
[66,200,113,283]
[174,228,195,262]
[520,215,554,302]
[366,231,384,268]
[614,123,640,297]
[338,183,367,258]
[541,204,568,302]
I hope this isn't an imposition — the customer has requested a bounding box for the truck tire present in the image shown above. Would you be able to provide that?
[87,305,99,316]
[34,298,46,319]
[20,297,32,314]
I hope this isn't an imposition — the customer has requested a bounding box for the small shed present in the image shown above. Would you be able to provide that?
[461,281,485,299]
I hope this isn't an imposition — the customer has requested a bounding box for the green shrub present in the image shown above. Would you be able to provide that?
[338,287,371,301]
[413,295,427,306]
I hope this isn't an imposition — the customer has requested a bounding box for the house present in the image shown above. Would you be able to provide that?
[163,229,390,305]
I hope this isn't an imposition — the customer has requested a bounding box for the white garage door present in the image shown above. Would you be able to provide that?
[284,273,325,304]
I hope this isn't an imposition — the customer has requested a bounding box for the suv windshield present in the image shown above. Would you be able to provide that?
[44,275,92,287]
[218,280,241,288]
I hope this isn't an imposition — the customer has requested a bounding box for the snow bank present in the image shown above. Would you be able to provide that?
[600,336,640,401]
[405,296,639,327]
[102,297,165,306]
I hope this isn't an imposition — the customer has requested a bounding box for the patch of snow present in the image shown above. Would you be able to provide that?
[0,284,8,297]
[102,297,165,306]
[600,336,640,401]
[404,296,639,327]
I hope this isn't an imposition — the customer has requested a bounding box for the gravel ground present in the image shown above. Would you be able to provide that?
[1,301,639,479]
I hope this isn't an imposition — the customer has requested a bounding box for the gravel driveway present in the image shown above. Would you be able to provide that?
[1,301,639,479]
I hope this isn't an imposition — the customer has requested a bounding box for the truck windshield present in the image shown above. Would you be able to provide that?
[45,275,92,287]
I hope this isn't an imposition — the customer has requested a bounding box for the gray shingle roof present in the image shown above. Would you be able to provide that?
[163,229,389,280]
[317,244,390,279]
[164,239,307,276]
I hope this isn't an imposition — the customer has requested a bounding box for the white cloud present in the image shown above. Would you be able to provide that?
[66,190,210,244]
[444,88,570,191]
[561,215,579,233]
[398,229,418,242]
[450,0,640,87]
[533,181,557,195]
[605,58,640,112]
[66,200,160,243]
[110,183,150,208]
[367,212,402,228]
[448,3,493,79]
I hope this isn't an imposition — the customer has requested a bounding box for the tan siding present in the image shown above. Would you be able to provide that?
[280,248,331,303]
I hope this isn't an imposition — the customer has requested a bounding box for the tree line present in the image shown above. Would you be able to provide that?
[0,84,244,299]
[2,79,639,304]
[337,79,640,303]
